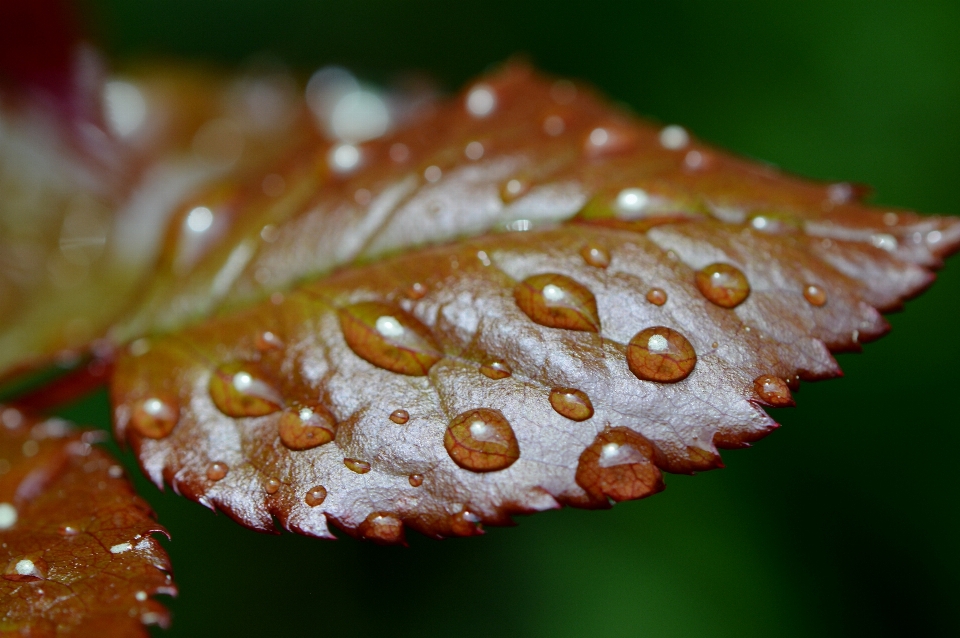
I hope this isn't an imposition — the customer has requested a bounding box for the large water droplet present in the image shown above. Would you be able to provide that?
[344,458,371,474]
[514,274,600,333]
[803,284,827,307]
[627,326,697,383]
[389,409,410,424]
[646,288,667,306]
[549,388,594,421]
[305,485,327,506]
[278,404,337,450]
[209,362,283,417]
[754,375,794,407]
[360,512,405,544]
[695,263,750,308]
[3,556,47,582]
[575,428,663,503]
[479,360,512,380]
[206,462,228,481]
[130,397,179,439]
[339,301,443,376]
[444,408,520,473]
[580,244,610,268]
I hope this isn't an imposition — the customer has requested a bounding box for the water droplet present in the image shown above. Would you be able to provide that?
[659,125,689,150]
[255,331,284,351]
[500,178,529,202]
[278,404,337,450]
[549,388,594,421]
[130,397,179,439]
[464,140,484,160]
[338,301,443,376]
[209,362,283,417]
[3,557,47,582]
[646,288,667,306]
[135,591,148,602]
[514,274,600,332]
[408,474,424,487]
[424,165,442,183]
[389,409,410,424]
[695,263,750,308]
[405,282,428,300]
[803,284,827,307]
[466,84,496,118]
[616,188,650,215]
[627,326,697,383]
[389,142,409,163]
[329,143,361,173]
[449,509,484,536]
[444,408,520,473]
[0,503,17,530]
[479,360,512,380]
[871,233,897,251]
[580,244,610,268]
[754,375,794,407]
[584,123,637,158]
[206,462,228,481]
[185,206,213,233]
[575,428,663,503]
[543,114,565,136]
[264,478,281,494]
[883,212,899,226]
[344,458,371,474]
[359,512,405,544]
[305,485,327,506]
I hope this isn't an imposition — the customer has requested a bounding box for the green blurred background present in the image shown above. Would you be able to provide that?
[65,0,960,635]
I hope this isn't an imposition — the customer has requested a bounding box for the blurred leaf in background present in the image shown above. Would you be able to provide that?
[58,0,960,635]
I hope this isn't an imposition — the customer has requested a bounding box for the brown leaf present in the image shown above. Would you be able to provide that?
[0,405,175,636]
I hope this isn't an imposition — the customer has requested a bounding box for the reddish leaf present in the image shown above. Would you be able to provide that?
[0,405,175,635]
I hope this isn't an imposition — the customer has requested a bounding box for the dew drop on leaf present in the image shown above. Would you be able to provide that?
[3,557,47,582]
[304,486,327,507]
[646,288,668,306]
[130,397,179,439]
[513,273,600,332]
[344,458,371,474]
[444,408,520,472]
[549,388,594,421]
[627,326,697,383]
[803,284,827,307]
[208,362,283,417]
[408,474,424,487]
[338,301,443,376]
[479,359,513,379]
[278,405,337,450]
[695,263,751,308]
[263,478,281,494]
[579,243,610,268]
[206,462,228,481]
[389,409,410,424]
[359,512,404,544]
[575,428,663,503]
[754,375,794,407]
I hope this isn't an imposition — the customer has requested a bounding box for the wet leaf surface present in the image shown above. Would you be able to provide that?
[0,405,175,636]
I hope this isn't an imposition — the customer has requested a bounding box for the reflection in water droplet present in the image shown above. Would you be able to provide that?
[209,362,283,417]
[206,462,228,481]
[264,478,281,494]
[305,486,327,507]
[646,288,667,306]
[803,284,827,307]
[514,274,600,332]
[444,408,520,473]
[466,84,496,118]
[339,301,443,376]
[695,263,750,308]
[627,326,697,383]
[278,405,337,450]
[754,375,794,407]
[575,428,663,503]
[344,458,371,474]
[131,397,179,439]
[390,409,410,424]
[408,474,424,487]
[479,360,512,380]
[360,512,405,544]
[580,244,610,268]
[3,557,47,582]
[549,388,594,421]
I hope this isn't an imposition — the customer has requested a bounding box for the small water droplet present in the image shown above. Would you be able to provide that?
[444,408,520,473]
[389,409,410,424]
[616,188,650,216]
[305,485,327,506]
[575,428,663,503]
[359,512,405,544]
[339,301,443,376]
[584,123,637,158]
[264,477,281,494]
[0,503,17,530]
[479,360,512,380]
[389,142,409,163]
[549,388,594,421]
[803,284,827,307]
[543,114,565,136]
[424,165,442,182]
[278,404,337,450]
[255,331,284,351]
[695,263,750,308]
[627,326,697,383]
[464,141,484,160]
[514,274,600,332]
[449,509,484,536]
[3,557,47,582]
[344,458,371,474]
[328,143,361,173]
[646,288,667,306]
[500,178,529,203]
[883,212,899,226]
[754,375,794,407]
[405,282,428,300]
[206,462,228,481]
[209,362,283,417]
[659,125,689,150]
[466,84,496,118]
[684,150,705,169]
[408,474,424,487]
[130,397,179,439]
[580,244,610,268]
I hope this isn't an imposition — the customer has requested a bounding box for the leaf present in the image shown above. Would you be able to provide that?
[103,64,959,544]
[0,405,175,635]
